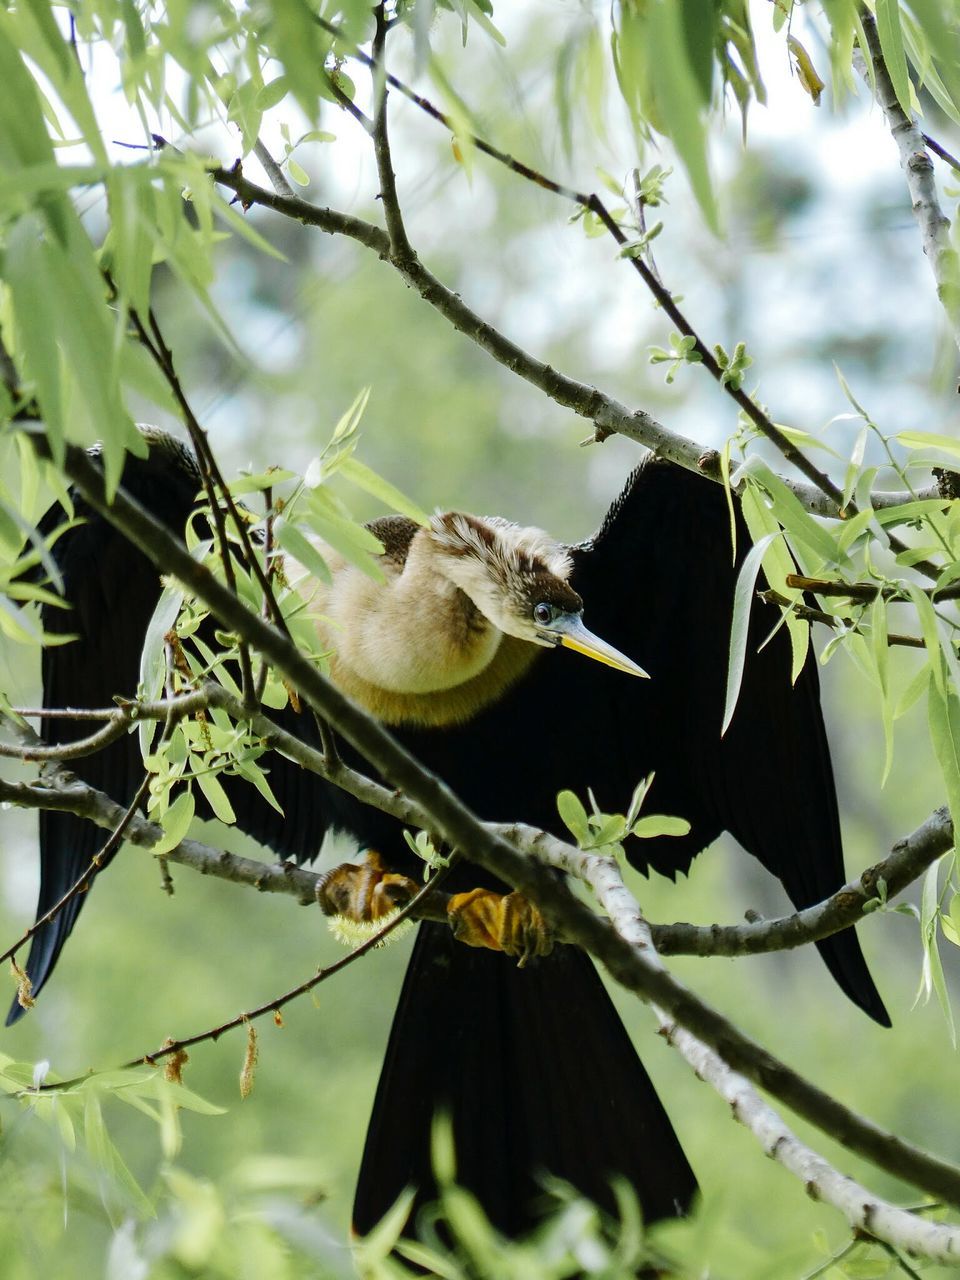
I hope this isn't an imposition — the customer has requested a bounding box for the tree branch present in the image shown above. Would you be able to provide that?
[370,6,411,262]
[859,8,960,350]
[574,847,960,1263]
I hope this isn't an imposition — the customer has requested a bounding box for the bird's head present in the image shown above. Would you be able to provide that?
[428,511,648,678]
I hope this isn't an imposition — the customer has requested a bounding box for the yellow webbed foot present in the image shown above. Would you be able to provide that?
[317,850,419,922]
[446,888,553,966]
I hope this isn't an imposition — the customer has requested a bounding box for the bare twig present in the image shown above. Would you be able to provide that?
[923,133,960,177]
[758,588,924,648]
[0,690,210,761]
[370,5,412,261]
[0,772,152,973]
[39,862,455,1088]
[253,140,295,199]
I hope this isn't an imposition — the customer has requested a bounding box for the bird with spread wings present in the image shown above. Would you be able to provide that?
[5,432,887,1243]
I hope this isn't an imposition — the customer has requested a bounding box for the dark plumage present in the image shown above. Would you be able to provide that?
[5,435,887,1250]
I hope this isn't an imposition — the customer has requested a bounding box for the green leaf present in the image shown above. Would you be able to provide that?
[152,789,195,855]
[738,482,808,682]
[556,789,589,843]
[5,217,65,458]
[195,769,236,824]
[268,0,328,122]
[876,0,912,115]
[630,814,691,839]
[745,459,843,565]
[338,457,431,525]
[647,2,718,231]
[256,75,289,111]
[870,593,894,785]
[274,518,332,586]
[927,676,960,841]
[723,531,778,736]
[234,756,284,814]
[896,429,960,460]
[591,813,627,846]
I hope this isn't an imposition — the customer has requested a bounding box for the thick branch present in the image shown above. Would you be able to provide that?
[860,9,960,349]
[513,807,951,959]
[37,433,960,1210]
[577,851,960,1262]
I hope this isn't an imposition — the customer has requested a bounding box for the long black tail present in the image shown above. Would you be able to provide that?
[353,923,696,1241]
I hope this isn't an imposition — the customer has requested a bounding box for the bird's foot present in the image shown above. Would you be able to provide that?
[316,850,419,922]
[446,888,553,966]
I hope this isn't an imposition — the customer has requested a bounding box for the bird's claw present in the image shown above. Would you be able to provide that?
[316,850,418,922]
[446,888,553,966]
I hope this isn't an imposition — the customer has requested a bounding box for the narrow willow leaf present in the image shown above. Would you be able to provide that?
[195,770,236,824]
[876,0,912,114]
[870,594,895,785]
[896,429,960,460]
[274,518,332,586]
[338,457,431,525]
[738,484,808,683]
[6,217,65,457]
[746,459,842,565]
[723,531,778,736]
[895,661,930,720]
[927,677,960,840]
[647,3,718,230]
[907,584,945,696]
[591,813,626,846]
[235,757,284,815]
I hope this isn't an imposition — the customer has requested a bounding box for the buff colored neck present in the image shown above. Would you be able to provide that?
[288,529,540,728]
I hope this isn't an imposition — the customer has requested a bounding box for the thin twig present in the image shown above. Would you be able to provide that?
[253,139,295,199]
[923,132,960,176]
[124,302,257,704]
[759,588,924,648]
[37,860,455,1089]
[575,852,960,1263]
[0,690,211,761]
[370,5,412,261]
[0,773,152,973]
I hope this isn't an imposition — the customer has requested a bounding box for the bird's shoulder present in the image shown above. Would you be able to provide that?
[366,515,421,570]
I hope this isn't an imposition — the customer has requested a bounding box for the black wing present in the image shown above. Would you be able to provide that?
[6,437,348,1024]
[572,459,888,1025]
[398,459,888,1025]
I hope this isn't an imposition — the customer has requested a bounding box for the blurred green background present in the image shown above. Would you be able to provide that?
[1,6,959,1277]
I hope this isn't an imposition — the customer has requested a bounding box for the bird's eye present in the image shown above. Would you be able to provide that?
[534,602,554,626]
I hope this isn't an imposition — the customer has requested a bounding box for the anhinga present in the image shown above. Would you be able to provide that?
[5,432,888,1243]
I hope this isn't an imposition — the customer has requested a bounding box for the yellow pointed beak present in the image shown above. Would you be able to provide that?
[552,615,649,679]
